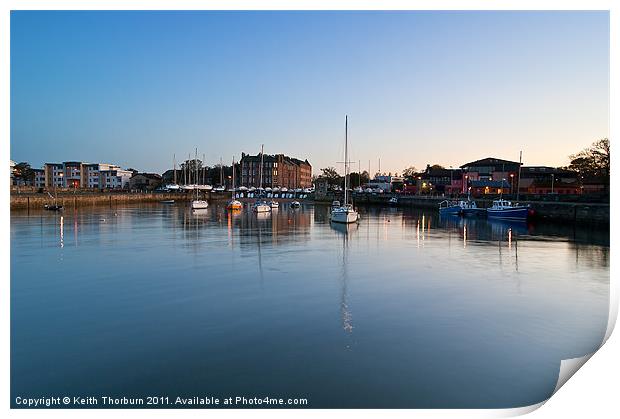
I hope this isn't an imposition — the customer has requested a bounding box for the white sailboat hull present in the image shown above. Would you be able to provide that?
[191,200,209,209]
[330,209,359,224]
[253,204,271,213]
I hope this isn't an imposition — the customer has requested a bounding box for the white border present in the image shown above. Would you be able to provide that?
[2,1,616,418]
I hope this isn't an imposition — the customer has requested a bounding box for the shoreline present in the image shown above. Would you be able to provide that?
[10,191,609,227]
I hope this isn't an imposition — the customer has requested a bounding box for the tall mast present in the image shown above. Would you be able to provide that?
[202,153,206,185]
[195,148,198,199]
[231,156,235,199]
[516,150,523,201]
[173,154,177,184]
[259,144,264,190]
[344,115,348,205]
[220,157,224,186]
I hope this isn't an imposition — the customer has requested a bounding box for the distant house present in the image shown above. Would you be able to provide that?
[129,173,163,191]
[469,179,511,196]
[460,157,521,195]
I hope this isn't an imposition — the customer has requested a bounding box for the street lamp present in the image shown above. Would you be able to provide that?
[510,173,514,195]
[551,173,555,194]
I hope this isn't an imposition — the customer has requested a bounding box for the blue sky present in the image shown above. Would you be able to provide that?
[10,11,609,174]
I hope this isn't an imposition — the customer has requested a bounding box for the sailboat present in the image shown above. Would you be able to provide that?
[252,144,271,213]
[165,154,181,191]
[44,191,63,211]
[330,116,359,224]
[191,148,209,209]
[227,156,243,211]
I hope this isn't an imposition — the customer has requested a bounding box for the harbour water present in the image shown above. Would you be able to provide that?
[10,203,609,408]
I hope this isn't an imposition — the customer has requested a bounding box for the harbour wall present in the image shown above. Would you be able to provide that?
[316,193,609,226]
[10,191,310,210]
[10,192,196,210]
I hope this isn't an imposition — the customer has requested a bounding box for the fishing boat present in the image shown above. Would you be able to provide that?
[331,116,359,224]
[486,199,530,220]
[460,199,485,217]
[190,148,208,209]
[438,200,462,216]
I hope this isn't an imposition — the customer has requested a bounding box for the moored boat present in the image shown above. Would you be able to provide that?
[290,201,301,208]
[191,200,209,209]
[252,201,271,213]
[44,204,63,211]
[486,199,530,220]
[330,116,359,224]
[438,200,462,216]
[460,200,486,217]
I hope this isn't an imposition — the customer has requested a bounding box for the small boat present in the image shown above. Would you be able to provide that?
[438,200,462,216]
[160,199,175,204]
[331,200,341,209]
[290,201,301,208]
[227,200,243,210]
[330,116,359,224]
[227,156,243,211]
[44,204,63,211]
[331,204,358,223]
[460,200,486,217]
[45,191,63,211]
[252,200,271,213]
[191,200,209,209]
[388,197,398,205]
[269,201,279,209]
[165,184,180,191]
[486,199,530,220]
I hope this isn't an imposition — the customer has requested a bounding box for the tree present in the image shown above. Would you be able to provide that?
[568,138,610,182]
[14,162,35,184]
[348,171,370,188]
[320,167,341,185]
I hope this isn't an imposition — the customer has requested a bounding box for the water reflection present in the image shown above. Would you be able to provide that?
[331,222,358,338]
[10,203,610,408]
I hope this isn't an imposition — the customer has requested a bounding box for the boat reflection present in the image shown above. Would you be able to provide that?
[330,219,357,340]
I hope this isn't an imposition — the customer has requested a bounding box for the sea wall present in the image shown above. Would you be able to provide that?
[315,193,609,226]
[10,192,196,210]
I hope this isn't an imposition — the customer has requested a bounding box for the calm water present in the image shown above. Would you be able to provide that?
[11,203,609,408]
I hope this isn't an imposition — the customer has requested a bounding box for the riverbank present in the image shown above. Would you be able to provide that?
[316,194,610,226]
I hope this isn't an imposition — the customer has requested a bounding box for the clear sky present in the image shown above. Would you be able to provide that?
[10,10,609,175]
